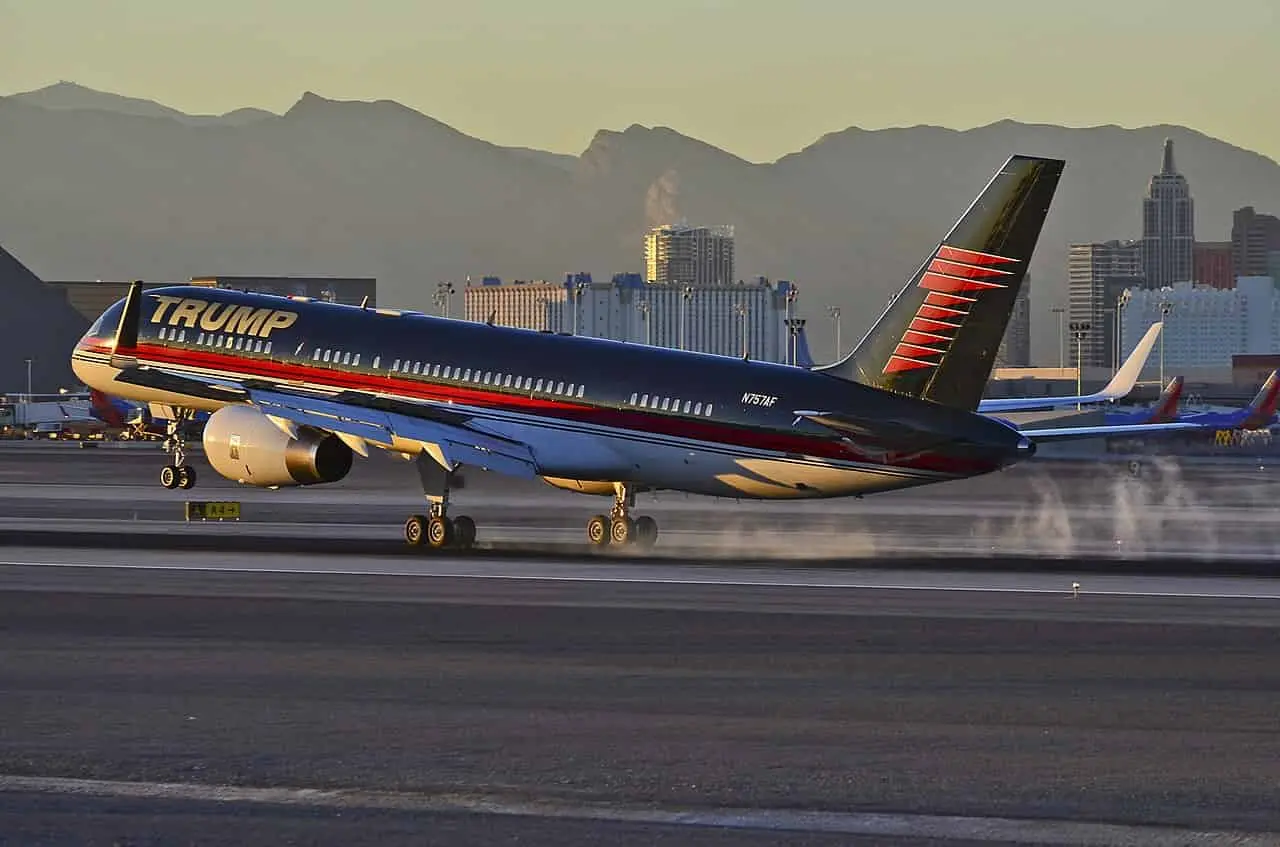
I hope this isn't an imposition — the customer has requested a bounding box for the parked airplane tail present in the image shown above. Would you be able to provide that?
[817,155,1064,410]
[1149,375,1184,424]
[1242,370,1280,429]
[88,389,132,428]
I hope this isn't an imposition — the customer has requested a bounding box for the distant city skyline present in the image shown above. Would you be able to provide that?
[3,0,1278,164]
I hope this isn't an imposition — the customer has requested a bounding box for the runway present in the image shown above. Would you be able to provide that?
[4,442,1280,562]
[2,444,1280,844]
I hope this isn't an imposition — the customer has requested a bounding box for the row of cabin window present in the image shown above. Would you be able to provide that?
[311,347,369,368]
[158,326,274,356]
[629,393,714,417]
[387,359,586,398]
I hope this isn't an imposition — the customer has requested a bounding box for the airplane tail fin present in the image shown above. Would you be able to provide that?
[816,155,1064,410]
[1148,375,1184,423]
[1242,370,1280,429]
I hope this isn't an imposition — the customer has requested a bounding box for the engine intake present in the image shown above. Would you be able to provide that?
[202,405,353,487]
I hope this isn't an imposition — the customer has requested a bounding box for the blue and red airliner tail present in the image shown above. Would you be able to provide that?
[1103,376,1184,425]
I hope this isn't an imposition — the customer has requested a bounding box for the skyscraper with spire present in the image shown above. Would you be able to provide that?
[1141,138,1195,289]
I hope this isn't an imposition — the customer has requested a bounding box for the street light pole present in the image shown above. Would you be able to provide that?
[734,302,749,358]
[828,306,842,361]
[782,285,799,365]
[680,286,693,351]
[636,300,650,346]
[1068,321,1091,410]
[1159,300,1174,387]
[1114,289,1132,377]
[1051,307,1066,374]
[434,282,456,319]
[24,358,32,399]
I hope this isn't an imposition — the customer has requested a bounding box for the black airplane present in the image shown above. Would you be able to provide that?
[71,154,1192,550]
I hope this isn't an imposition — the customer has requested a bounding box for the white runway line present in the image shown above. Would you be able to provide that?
[1,774,1274,846]
[4,553,1280,600]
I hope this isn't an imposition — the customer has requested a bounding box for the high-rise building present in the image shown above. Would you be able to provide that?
[1067,241,1144,368]
[465,273,799,363]
[1231,206,1280,277]
[1141,139,1195,289]
[1193,241,1234,290]
[1120,277,1280,372]
[994,273,1031,367]
[643,224,735,286]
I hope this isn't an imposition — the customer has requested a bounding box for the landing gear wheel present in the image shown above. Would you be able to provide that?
[587,514,611,547]
[453,515,477,549]
[404,514,428,546]
[160,465,179,490]
[427,515,454,549]
[610,516,635,546]
[634,515,659,549]
[177,465,196,490]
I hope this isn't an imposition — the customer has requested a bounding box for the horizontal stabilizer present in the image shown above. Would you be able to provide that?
[1020,421,1200,442]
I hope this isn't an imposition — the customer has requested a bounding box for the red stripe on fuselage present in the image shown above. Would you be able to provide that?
[80,341,998,476]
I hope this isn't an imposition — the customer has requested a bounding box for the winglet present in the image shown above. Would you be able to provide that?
[109,280,143,368]
[1095,321,1163,402]
[976,321,1163,415]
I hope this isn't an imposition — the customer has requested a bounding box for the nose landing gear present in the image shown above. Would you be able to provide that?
[159,410,197,490]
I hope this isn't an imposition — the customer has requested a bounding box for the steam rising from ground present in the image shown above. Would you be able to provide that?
[986,458,1224,559]
[638,458,1279,562]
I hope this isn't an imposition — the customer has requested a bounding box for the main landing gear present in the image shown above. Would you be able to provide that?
[404,454,476,550]
[159,410,197,490]
[587,483,658,550]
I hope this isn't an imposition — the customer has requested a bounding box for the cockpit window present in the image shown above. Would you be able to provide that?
[81,300,124,346]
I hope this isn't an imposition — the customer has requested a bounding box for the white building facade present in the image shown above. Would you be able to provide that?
[1120,276,1280,373]
[465,274,802,364]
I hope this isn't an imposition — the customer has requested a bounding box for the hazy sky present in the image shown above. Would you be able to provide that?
[3,0,1278,163]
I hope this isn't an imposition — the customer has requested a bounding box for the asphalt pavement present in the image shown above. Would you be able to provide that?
[1,442,1278,845]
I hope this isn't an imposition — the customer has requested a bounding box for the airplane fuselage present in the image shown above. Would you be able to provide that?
[72,286,1028,499]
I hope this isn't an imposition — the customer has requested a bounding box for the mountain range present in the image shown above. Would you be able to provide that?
[3,81,1280,370]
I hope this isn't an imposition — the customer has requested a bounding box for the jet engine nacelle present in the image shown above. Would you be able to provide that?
[202,405,353,487]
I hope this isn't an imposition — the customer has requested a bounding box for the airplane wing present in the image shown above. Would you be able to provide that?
[246,388,540,478]
[112,365,247,403]
[978,321,1163,414]
[1019,421,1201,442]
[107,364,541,478]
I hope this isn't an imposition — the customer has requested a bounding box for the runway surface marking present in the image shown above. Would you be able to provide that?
[4,554,1280,600]
[2,775,1274,846]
